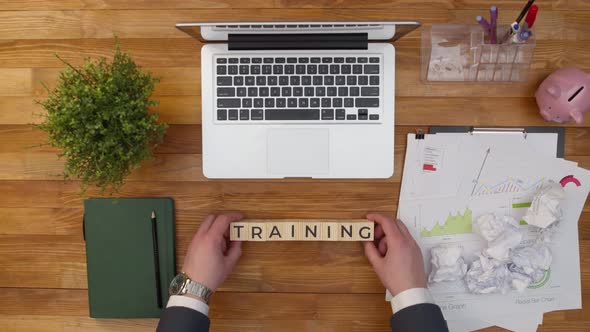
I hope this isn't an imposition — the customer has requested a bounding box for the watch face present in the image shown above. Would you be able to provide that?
[169,273,186,295]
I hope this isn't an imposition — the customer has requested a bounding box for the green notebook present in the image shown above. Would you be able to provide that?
[84,198,176,318]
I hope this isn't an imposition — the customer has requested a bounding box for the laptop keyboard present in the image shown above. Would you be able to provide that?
[214,55,382,122]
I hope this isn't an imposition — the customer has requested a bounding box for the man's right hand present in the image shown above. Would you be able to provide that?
[363,213,427,296]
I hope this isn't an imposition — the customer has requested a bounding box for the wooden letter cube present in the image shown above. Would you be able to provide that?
[301,222,322,241]
[355,221,374,241]
[249,223,266,241]
[266,223,285,241]
[322,222,339,241]
[283,221,300,240]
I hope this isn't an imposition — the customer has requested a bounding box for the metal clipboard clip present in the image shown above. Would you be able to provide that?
[470,127,528,139]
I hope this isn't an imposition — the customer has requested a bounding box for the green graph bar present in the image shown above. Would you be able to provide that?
[512,202,532,208]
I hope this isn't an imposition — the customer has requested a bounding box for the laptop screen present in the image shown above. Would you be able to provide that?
[176,21,421,42]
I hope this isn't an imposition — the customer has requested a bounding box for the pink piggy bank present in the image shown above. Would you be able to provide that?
[535,67,590,124]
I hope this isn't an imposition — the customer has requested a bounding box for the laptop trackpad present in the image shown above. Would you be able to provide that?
[267,129,329,176]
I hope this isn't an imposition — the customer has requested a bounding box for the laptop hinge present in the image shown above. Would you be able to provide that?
[228,33,368,50]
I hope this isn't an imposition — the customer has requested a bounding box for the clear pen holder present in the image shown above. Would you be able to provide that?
[421,24,536,82]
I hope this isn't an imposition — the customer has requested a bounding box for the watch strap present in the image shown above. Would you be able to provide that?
[185,280,214,304]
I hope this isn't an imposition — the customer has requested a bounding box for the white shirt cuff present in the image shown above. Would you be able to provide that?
[390,288,434,314]
[166,295,210,317]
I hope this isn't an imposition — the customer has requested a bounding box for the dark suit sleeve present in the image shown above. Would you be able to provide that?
[390,303,449,332]
[156,306,210,332]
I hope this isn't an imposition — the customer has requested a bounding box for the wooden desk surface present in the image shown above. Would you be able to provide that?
[1,1,590,331]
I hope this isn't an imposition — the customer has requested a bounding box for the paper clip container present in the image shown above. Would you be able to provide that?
[421,24,536,82]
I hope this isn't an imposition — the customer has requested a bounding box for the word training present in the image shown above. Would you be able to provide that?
[230,219,374,241]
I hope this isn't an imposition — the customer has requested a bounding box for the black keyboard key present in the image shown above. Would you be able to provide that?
[268,76,278,85]
[245,76,255,86]
[217,76,232,86]
[228,58,239,64]
[336,76,346,85]
[239,65,249,75]
[252,58,262,63]
[321,98,331,107]
[279,76,289,85]
[347,76,357,85]
[282,87,292,96]
[217,87,235,97]
[271,87,280,96]
[336,109,346,120]
[217,58,227,64]
[296,65,306,74]
[322,109,334,120]
[276,98,286,107]
[251,65,261,75]
[217,109,227,120]
[287,57,297,63]
[275,57,286,63]
[330,65,340,74]
[316,87,326,96]
[370,114,379,120]
[327,87,337,96]
[319,65,329,74]
[324,76,334,85]
[345,57,356,63]
[302,76,312,85]
[217,98,240,108]
[334,57,344,63]
[273,65,283,74]
[293,87,303,96]
[361,87,379,96]
[259,87,269,97]
[358,57,368,63]
[341,65,351,74]
[242,98,252,107]
[290,76,300,85]
[263,58,273,63]
[358,114,368,120]
[256,76,266,85]
[307,65,317,74]
[240,109,250,120]
[358,76,368,85]
[285,65,295,74]
[299,98,309,107]
[356,98,379,107]
[313,76,323,85]
[353,64,363,74]
[217,65,226,75]
[304,87,314,96]
[228,65,238,75]
[333,98,342,107]
[310,98,320,107]
[369,57,380,63]
[247,87,257,96]
[288,98,297,107]
[344,98,354,107]
[364,65,379,74]
[322,57,332,63]
[251,109,264,120]
[228,109,239,120]
[338,87,348,96]
[262,65,272,74]
[254,98,264,108]
[347,114,357,120]
[358,109,368,115]
[240,58,250,64]
[234,76,244,86]
[299,57,309,63]
[311,57,321,63]
[237,88,247,97]
[265,98,275,107]
[370,76,380,85]
[265,109,320,120]
[350,87,360,96]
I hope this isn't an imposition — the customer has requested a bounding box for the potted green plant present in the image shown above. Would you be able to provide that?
[37,42,167,194]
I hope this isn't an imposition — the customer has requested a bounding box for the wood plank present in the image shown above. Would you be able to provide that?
[0,207,81,235]
[1,0,589,11]
[0,69,32,96]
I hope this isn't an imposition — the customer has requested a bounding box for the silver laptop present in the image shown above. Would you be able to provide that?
[176,21,420,179]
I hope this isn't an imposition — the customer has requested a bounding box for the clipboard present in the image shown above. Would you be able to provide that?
[425,126,565,158]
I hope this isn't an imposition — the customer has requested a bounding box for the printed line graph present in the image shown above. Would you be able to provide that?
[473,177,546,196]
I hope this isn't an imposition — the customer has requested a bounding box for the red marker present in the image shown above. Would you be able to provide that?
[525,4,539,28]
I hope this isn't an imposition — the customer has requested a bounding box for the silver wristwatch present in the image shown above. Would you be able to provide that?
[169,272,214,304]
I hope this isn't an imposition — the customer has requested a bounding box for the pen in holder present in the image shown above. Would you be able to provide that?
[421,24,536,82]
